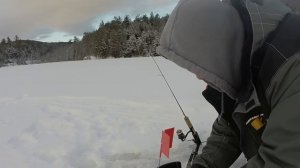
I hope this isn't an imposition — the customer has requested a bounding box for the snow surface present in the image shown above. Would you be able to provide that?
[0,57,246,168]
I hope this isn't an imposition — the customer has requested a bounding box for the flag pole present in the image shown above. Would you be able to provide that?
[158,155,161,168]
[158,130,163,168]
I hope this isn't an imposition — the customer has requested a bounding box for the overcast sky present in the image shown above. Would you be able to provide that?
[0,0,178,42]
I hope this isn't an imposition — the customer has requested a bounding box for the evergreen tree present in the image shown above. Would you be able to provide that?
[14,35,20,41]
[134,15,142,22]
[123,15,131,27]
[98,21,105,30]
[1,38,6,45]
[112,16,122,25]
[142,14,149,23]
[150,12,155,25]
[73,36,80,43]
[154,14,161,26]
[6,37,11,44]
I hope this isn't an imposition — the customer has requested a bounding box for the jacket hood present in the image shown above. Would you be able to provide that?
[157,0,290,100]
[246,0,291,58]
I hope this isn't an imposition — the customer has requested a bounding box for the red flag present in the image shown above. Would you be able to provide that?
[160,127,175,158]
[165,127,175,148]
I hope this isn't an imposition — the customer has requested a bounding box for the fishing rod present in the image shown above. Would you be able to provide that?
[151,55,202,168]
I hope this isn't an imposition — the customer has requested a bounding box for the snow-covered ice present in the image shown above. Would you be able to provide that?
[0,57,246,168]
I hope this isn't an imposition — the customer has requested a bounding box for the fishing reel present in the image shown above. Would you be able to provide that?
[176,129,197,142]
[177,129,187,141]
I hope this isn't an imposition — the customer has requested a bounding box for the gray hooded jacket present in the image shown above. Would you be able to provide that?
[157,0,290,100]
[157,0,300,167]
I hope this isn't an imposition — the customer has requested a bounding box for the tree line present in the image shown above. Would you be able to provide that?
[79,13,168,58]
[0,13,168,67]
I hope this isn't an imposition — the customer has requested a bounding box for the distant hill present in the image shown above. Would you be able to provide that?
[0,40,74,66]
[0,13,168,67]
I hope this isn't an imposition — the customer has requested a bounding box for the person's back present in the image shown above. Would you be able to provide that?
[157,0,300,167]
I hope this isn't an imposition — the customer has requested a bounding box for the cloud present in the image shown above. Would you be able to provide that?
[34,32,78,42]
[0,0,178,41]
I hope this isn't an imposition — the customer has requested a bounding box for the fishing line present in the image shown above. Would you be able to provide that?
[150,56,186,117]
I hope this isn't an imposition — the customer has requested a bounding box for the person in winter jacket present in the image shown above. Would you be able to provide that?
[157,0,300,167]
